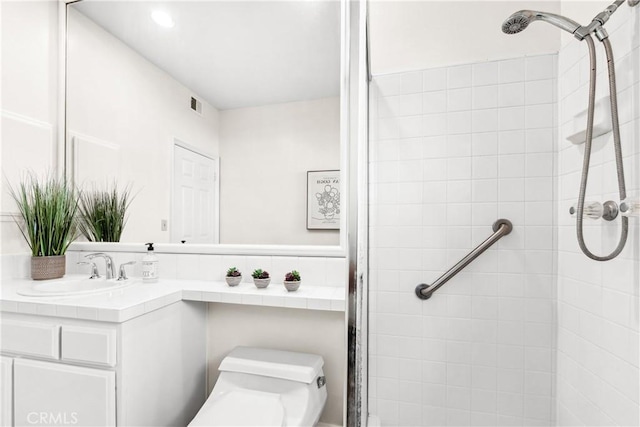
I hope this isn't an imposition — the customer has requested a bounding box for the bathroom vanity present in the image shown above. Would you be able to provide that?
[1,300,206,426]
[0,276,345,426]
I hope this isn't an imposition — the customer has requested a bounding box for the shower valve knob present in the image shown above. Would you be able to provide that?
[601,200,619,221]
[569,202,603,219]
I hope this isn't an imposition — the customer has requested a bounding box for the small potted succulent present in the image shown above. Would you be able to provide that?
[225,267,242,286]
[283,270,301,292]
[251,269,271,289]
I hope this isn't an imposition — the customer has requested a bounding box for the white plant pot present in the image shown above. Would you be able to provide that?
[283,280,301,292]
[253,278,271,289]
[225,276,242,286]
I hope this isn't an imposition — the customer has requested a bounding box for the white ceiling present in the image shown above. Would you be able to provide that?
[72,1,341,110]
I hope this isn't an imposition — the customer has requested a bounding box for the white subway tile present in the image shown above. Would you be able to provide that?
[498,82,525,107]
[423,113,448,137]
[472,132,498,156]
[499,107,525,131]
[398,93,423,116]
[499,130,526,154]
[376,74,401,97]
[473,61,499,86]
[423,68,448,92]
[525,104,554,129]
[499,58,525,84]
[525,55,555,81]
[472,109,499,133]
[400,71,423,94]
[448,65,473,89]
[497,391,524,417]
[447,111,472,135]
[447,134,472,157]
[473,85,498,109]
[447,157,472,180]
[525,80,555,105]
[448,88,472,112]
[423,91,447,113]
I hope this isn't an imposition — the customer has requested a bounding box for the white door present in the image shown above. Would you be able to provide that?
[13,358,116,426]
[172,144,219,244]
[0,357,12,427]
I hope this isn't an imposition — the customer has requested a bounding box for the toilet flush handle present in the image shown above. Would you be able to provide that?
[317,376,326,388]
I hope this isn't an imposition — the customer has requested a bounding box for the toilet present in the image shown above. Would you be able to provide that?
[189,346,328,427]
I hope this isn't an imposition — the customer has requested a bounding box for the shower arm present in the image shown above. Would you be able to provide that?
[575,0,637,40]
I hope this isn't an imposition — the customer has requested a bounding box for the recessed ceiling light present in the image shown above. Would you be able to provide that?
[151,10,174,28]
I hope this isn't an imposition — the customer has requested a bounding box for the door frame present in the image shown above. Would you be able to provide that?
[170,138,220,244]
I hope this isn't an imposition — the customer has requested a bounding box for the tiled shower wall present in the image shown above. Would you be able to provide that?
[555,7,640,426]
[368,54,558,426]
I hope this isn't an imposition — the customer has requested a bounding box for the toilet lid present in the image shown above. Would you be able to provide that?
[189,390,285,427]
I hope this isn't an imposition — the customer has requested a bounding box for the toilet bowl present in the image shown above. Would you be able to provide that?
[189,346,328,427]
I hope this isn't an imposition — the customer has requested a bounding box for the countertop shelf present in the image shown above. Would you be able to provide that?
[0,277,346,323]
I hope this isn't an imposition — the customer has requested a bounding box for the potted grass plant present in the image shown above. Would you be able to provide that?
[78,184,133,242]
[9,174,80,280]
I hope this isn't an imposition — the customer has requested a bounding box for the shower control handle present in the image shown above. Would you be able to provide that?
[569,200,619,221]
[602,200,619,221]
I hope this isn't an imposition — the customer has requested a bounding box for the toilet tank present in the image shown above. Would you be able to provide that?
[218,346,325,384]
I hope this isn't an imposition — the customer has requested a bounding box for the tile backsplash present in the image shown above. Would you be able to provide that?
[1,252,346,288]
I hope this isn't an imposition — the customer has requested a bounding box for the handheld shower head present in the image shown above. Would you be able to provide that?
[502,10,582,36]
[502,11,533,34]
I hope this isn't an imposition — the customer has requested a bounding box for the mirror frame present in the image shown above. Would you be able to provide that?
[60,0,353,258]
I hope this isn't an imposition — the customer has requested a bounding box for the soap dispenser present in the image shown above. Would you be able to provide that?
[142,243,159,282]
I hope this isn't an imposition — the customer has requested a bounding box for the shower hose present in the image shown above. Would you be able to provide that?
[576,34,628,261]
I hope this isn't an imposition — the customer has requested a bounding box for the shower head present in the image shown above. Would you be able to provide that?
[502,10,582,36]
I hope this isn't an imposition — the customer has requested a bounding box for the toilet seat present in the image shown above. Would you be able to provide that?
[189,390,285,427]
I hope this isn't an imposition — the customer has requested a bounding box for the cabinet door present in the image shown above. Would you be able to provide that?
[0,357,12,427]
[14,359,115,427]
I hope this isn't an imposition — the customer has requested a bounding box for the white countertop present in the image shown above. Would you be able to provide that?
[0,277,346,323]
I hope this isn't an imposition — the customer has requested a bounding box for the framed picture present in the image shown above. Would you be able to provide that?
[307,170,340,230]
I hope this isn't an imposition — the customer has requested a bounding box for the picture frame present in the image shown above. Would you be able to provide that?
[307,170,340,230]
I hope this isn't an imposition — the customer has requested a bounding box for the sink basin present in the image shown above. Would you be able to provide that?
[17,275,140,297]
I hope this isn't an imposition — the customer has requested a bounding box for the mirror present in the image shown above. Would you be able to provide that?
[65,0,342,247]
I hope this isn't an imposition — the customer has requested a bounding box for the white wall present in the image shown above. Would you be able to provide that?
[369,1,561,75]
[1,1,59,255]
[66,8,220,244]
[555,3,640,425]
[207,304,345,426]
[368,54,558,426]
[219,98,341,245]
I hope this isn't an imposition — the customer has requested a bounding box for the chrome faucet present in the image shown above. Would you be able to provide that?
[77,261,100,279]
[85,253,116,280]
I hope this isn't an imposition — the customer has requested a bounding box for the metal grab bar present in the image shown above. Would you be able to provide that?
[415,219,513,300]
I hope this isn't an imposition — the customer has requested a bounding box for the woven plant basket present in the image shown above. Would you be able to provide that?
[31,255,66,280]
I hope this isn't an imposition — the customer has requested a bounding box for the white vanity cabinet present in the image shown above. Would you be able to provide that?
[1,357,12,426]
[14,359,116,426]
[0,301,207,427]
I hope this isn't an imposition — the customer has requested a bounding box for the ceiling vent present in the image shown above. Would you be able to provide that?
[190,96,202,115]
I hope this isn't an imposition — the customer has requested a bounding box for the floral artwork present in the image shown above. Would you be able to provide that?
[307,170,340,230]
